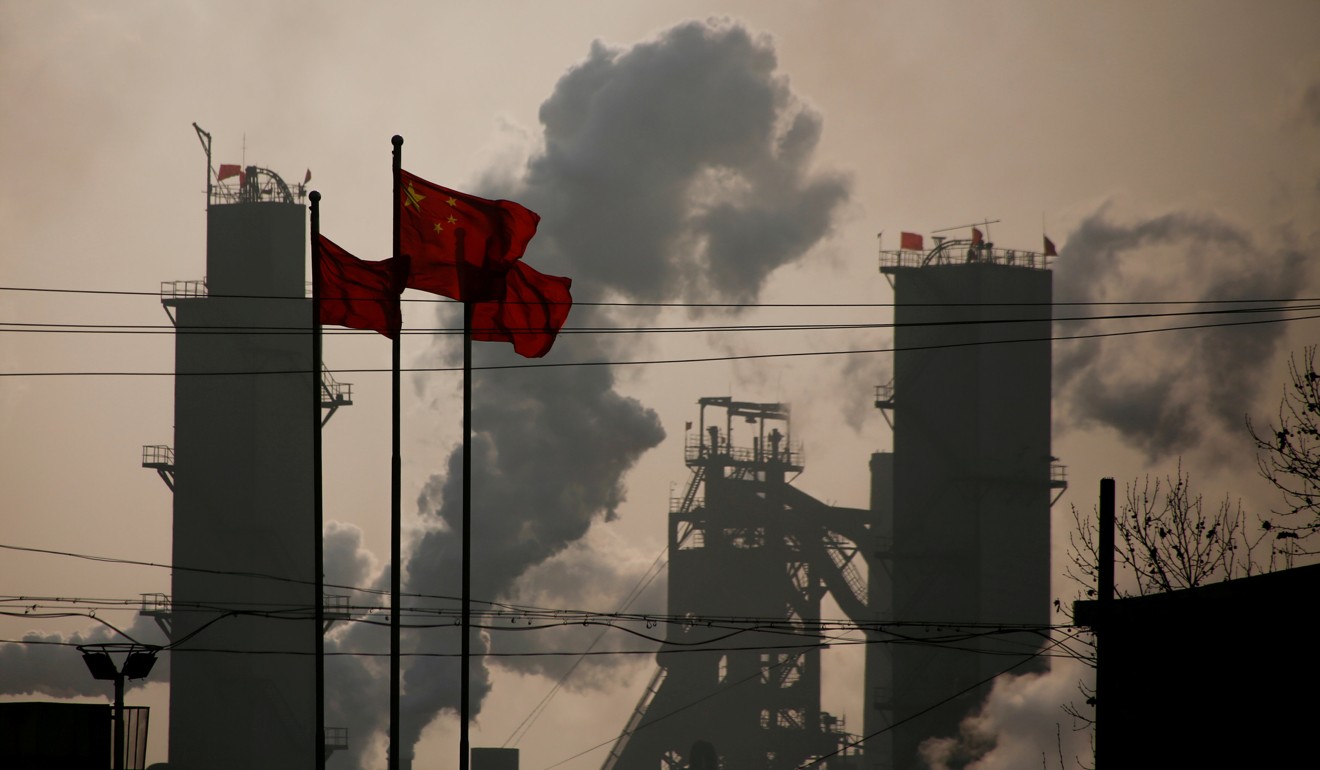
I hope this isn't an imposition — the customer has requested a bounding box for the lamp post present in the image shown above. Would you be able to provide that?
[79,643,160,770]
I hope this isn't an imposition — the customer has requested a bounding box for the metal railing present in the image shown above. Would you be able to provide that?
[160,279,207,300]
[323,594,350,618]
[684,437,805,468]
[325,726,349,751]
[880,245,1053,272]
[139,593,170,614]
[141,445,174,468]
[669,496,704,513]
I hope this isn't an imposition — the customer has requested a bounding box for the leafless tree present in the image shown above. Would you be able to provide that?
[1249,345,1320,563]
[1057,462,1266,752]
[1065,461,1266,598]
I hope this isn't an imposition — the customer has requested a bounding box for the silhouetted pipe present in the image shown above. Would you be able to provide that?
[1096,477,1115,770]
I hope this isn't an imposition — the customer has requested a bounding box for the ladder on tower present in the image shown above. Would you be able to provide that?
[678,465,705,513]
[601,664,668,770]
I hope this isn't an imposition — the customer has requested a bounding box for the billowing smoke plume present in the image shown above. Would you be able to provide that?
[918,661,1095,770]
[1053,208,1313,462]
[513,20,848,304]
[344,18,850,765]
[0,613,170,699]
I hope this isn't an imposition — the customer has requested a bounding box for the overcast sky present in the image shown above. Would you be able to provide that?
[3,2,1319,768]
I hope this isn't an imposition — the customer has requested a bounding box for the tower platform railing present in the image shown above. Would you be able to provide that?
[880,244,1053,272]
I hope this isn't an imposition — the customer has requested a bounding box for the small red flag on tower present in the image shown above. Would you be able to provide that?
[1043,235,1058,257]
[971,227,984,245]
[900,232,924,251]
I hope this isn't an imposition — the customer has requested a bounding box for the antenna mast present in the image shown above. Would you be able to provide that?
[192,123,213,207]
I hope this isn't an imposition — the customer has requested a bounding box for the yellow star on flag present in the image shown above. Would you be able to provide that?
[403,182,426,210]
[447,215,458,224]
[433,222,444,234]
[446,196,458,207]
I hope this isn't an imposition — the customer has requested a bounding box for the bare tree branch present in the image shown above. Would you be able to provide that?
[1249,345,1320,562]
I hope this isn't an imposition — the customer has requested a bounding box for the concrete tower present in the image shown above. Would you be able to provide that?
[866,236,1062,770]
[157,159,318,770]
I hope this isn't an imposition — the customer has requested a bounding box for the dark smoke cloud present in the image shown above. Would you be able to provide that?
[324,520,379,590]
[323,522,392,770]
[1053,208,1313,461]
[512,19,848,304]
[374,18,848,765]
[479,533,668,688]
[397,359,665,752]
[0,614,170,699]
[1301,81,1320,129]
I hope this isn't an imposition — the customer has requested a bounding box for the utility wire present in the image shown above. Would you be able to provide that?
[537,652,809,770]
[7,283,1320,308]
[503,547,669,748]
[0,592,1076,638]
[2,302,1313,337]
[3,310,1317,378]
[0,628,1087,661]
[794,649,1052,769]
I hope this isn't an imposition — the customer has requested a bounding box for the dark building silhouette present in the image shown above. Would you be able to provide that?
[605,399,865,770]
[867,238,1061,769]
[143,153,331,769]
[1074,562,1320,768]
[607,238,1060,770]
[0,702,110,769]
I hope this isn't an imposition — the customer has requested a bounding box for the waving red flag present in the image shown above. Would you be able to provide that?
[472,261,572,358]
[971,227,984,245]
[397,169,540,302]
[1043,235,1058,257]
[316,234,409,339]
[899,231,924,251]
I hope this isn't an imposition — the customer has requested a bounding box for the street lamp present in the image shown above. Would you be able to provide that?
[78,643,161,770]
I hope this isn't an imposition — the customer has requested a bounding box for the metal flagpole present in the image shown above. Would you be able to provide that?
[459,229,473,770]
[310,190,326,770]
[390,135,404,770]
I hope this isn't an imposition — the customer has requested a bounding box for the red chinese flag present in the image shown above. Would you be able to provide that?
[971,227,984,245]
[398,169,540,302]
[1043,235,1058,257]
[899,232,924,251]
[316,234,409,339]
[218,164,242,180]
[472,261,573,358]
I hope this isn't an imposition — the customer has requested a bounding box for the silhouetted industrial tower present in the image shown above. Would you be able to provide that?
[866,235,1063,770]
[605,398,867,770]
[140,127,347,769]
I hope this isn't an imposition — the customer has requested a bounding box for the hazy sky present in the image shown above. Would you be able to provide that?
[3,2,1319,768]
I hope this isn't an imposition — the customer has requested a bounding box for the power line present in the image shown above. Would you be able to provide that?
[794,648,1053,769]
[0,592,1077,638]
[3,301,1315,338]
[4,283,1320,308]
[3,310,1317,378]
[0,629,1086,661]
[503,546,670,748]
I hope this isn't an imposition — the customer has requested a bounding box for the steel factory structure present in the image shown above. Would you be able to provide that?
[606,235,1061,770]
[134,128,1058,770]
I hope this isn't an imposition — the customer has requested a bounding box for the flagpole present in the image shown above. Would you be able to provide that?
[390,135,404,770]
[310,190,326,770]
[460,228,473,770]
